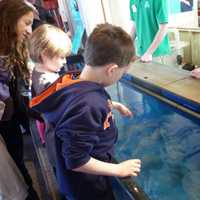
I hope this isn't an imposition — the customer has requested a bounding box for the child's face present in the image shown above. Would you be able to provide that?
[16,11,34,42]
[42,55,66,73]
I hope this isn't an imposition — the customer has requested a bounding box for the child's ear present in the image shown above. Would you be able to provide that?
[40,51,46,63]
[106,64,118,76]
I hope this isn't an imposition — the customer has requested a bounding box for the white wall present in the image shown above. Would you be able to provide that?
[168,0,198,28]
[168,10,198,28]
[103,0,132,32]
[77,0,106,35]
[77,0,132,35]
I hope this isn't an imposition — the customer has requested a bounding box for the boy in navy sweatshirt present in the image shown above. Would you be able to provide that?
[31,23,141,200]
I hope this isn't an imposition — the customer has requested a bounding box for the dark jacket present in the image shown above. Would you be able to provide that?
[0,56,13,120]
[0,56,29,122]
[30,72,117,200]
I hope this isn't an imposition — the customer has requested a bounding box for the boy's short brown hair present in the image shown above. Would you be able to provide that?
[28,24,71,63]
[84,23,135,67]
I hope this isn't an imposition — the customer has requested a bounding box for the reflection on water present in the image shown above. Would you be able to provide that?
[107,82,200,200]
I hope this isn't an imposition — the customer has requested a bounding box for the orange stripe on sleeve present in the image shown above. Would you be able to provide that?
[30,74,81,108]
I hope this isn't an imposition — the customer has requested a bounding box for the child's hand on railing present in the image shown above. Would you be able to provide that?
[116,159,141,177]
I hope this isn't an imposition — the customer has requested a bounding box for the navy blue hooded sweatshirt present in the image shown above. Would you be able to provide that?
[30,73,118,200]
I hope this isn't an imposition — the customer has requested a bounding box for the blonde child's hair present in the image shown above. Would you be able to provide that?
[28,24,72,63]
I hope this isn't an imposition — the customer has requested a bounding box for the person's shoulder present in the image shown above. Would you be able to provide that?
[0,56,10,80]
[0,57,5,69]
[32,68,42,79]
[0,56,7,66]
[79,88,110,109]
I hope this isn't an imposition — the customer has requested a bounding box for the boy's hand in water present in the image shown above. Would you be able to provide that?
[117,159,141,177]
[112,101,133,117]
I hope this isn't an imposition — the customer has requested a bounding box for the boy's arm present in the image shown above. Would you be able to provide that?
[141,23,168,62]
[73,157,141,178]
[112,101,133,117]
[141,0,169,62]
[56,103,140,177]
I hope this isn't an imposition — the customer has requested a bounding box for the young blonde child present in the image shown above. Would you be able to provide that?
[29,24,72,96]
[28,24,72,144]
